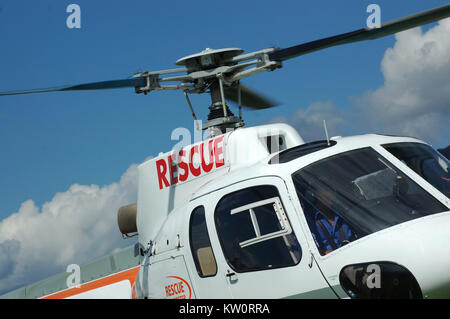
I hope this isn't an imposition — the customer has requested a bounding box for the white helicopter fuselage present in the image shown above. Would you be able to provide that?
[132,123,450,299]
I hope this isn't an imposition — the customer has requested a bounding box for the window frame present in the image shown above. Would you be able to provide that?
[230,196,292,248]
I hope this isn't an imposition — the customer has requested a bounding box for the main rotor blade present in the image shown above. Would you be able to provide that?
[224,84,279,109]
[269,4,450,61]
[0,77,147,96]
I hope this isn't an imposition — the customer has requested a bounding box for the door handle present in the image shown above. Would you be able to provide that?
[308,251,314,268]
[226,270,238,282]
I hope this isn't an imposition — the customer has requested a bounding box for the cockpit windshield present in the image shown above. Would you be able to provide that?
[383,142,450,199]
[292,147,448,255]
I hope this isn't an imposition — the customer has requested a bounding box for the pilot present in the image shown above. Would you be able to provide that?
[310,178,353,255]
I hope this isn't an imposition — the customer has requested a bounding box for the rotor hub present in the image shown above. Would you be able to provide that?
[176,48,244,72]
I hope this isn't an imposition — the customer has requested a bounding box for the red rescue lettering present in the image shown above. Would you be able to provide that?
[189,145,201,177]
[214,135,224,168]
[165,281,185,297]
[201,139,214,173]
[178,150,189,182]
[156,136,226,190]
[168,154,178,185]
[156,159,169,190]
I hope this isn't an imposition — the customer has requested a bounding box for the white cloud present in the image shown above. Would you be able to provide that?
[354,19,450,143]
[273,19,450,146]
[0,162,139,295]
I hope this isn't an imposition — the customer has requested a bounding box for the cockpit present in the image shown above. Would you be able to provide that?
[284,142,449,255]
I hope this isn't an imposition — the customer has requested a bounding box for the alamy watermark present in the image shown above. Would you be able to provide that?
[366,263,381,289]
[169,120,284,164]
[66,264,81,288]
[366,4,381,29]
[66,4,81,29]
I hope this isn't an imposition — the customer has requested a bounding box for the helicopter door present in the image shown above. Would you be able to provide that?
[185,203,233,298]
[211,176,336,299]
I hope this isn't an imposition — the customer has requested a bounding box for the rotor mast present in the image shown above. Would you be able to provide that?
[175,48,247,133]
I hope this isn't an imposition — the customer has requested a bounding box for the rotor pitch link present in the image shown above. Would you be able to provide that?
[134,72,195,95]
[228,54,282,82]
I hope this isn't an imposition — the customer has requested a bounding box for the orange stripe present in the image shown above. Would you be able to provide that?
[42,266,140,299]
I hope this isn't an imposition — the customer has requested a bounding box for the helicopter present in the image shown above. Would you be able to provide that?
[1,4,450,299]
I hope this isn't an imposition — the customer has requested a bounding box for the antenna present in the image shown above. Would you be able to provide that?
[323,120,330,146]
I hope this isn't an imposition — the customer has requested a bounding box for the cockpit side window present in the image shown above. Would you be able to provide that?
[215,185,302,273]
[383,142,450,198]
[292,147,447,254]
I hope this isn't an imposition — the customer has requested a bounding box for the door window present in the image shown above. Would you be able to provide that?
[189,206,217,277]
[215,185,301,272]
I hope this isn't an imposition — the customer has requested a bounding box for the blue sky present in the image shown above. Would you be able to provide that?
[0,0,449,294]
